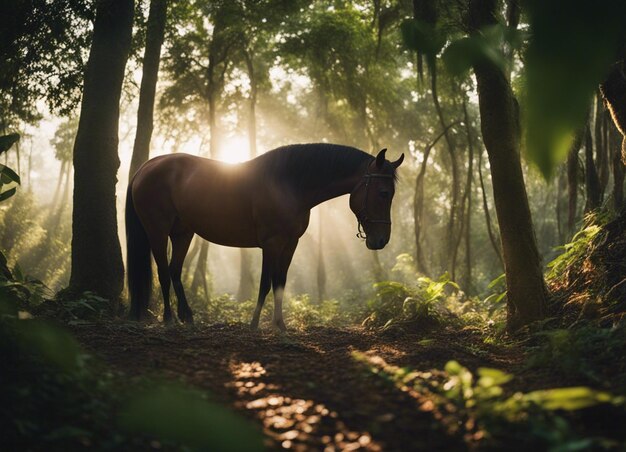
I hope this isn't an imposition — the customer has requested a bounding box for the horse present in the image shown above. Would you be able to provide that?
[125,143,404,330]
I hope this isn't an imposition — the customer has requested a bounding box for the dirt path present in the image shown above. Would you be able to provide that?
[71,322,519,451]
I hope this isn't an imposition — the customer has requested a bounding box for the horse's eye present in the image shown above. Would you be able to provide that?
[379,190,390,199]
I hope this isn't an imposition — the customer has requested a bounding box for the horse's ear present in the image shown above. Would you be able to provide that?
[375,148,387,168]
[391,153,405,169]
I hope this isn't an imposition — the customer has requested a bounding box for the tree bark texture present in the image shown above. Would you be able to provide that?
[610,119,625,210]
[567,130,583,234]
[595,94,609,199]
[600,58,626,165]
[69,0,133,300]
[469,0,547,330]
[462,97,474,292]
[585,122,602,211]
[129,0,167,179]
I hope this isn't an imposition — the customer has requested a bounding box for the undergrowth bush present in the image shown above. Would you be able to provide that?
[188,292,351,329]
[0,267,262,451]
[354,352,626,450]
[527,322,626,393]
[362,276,456,330]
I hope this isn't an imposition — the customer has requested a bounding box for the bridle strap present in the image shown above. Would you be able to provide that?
[355,172,394,240]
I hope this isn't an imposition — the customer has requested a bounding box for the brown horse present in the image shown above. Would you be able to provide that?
[126,143,404,330]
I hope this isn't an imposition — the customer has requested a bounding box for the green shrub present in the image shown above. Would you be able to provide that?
[354,352,625,450]
[362,273,458,330]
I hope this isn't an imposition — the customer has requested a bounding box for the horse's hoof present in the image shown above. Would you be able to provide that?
[179,312,194,324]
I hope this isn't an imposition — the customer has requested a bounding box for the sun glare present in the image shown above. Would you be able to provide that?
[220,135,251,164]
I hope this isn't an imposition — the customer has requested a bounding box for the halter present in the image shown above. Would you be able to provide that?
[354,171,394,240]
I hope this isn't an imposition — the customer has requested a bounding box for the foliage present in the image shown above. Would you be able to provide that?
[188,292,350,329]
[51,118,79,162]
[0,286,263,450]
[119,384,263,451]
[524,0,626,177]
[0,191,72,290]
[362,264,459,330]
[354,353,626,449]
[441,24,524,78]
[547,223,603,282]
[0,133,21,202]
[527,323,626,393]
[545,209,626,320]
[0,0,93,125]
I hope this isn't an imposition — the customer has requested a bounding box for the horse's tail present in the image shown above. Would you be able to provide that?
[125,183,152,320]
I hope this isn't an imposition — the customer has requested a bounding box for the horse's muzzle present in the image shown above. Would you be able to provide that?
[366,237,388,250]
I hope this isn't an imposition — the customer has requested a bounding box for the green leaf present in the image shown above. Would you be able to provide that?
[524,386,613,411]
[18,320,84,372]
[119,385,263,451]
[0,133,20,155]
[0,164,21,185]
[401,19,445,57]
[487,273,506,289]
[443,31,506,77]
[477,367,513,387]
[445,360,463,375]
[523,0,626,177]
[0,187,17,202]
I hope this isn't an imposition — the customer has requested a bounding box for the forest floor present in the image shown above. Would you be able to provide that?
[69,320,524,451]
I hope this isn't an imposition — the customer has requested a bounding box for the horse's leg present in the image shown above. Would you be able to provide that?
[169,230,194,323]
[250,250,271,330]
[271,239,298,332]
[148,234,173,323]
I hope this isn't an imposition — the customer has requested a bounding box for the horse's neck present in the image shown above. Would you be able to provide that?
[302,161,368,209]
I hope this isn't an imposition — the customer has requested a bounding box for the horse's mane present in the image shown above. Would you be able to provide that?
[252,143,376,192]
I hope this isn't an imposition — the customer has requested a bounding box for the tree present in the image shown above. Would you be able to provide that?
[0,1,92,128]
[129,0,168,179]
[468,0,547,330]
[67,0,134,300]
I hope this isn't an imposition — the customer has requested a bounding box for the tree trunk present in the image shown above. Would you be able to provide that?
[49,160,67,214]
[595,93,609,200]
[243,49,257,159]
[461,97,474,292]
[430,69,460,277]
[51,164,72,235]
[469,0,547,330]
[414,124,456,275]
[68,0,133,301]
[555,168,565,244]
[317,209,326,303]
[585,122,602,211]
[191,240,210,301]
[567,130,583,234]
[477,147,504,268]
[601,58,626,166]
[237,247,255,301]
[237,48,258,301]
[191,16,231,301]
[129,0,167,179]
[611,119,625,210]
[413,151,431,276]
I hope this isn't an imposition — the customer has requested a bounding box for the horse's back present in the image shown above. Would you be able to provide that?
[131,153,261,246]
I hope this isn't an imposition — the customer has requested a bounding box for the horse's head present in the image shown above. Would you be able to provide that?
[350,148,404,250]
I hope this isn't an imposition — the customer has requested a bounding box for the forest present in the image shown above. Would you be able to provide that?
[2,0,626,450]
